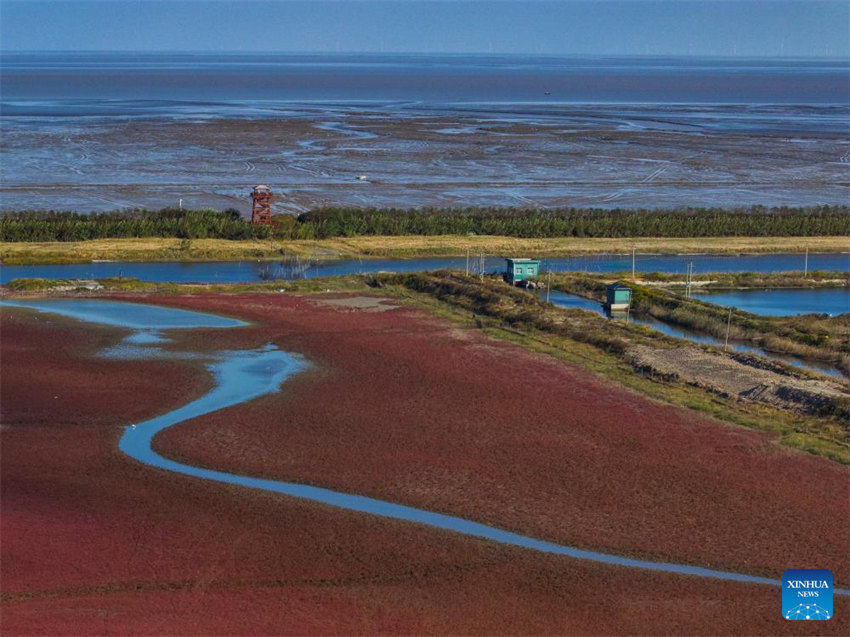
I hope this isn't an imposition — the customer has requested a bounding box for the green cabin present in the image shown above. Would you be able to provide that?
[606,282,632,311]
[505,258,541,285]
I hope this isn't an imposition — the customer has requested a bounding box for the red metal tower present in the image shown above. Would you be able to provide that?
[251,185,273,225]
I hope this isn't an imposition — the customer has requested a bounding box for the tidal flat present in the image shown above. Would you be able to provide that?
[2,104,848,212]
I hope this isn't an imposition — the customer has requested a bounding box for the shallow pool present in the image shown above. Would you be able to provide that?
[0,298,246,329]
[692,288,849,317]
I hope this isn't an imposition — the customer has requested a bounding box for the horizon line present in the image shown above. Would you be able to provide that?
[2,49,849,61]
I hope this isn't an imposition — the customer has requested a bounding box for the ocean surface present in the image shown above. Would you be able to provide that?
[4,53,850,110]
[2,53,848,211]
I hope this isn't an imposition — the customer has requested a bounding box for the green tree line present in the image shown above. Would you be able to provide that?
[297,205,850,238]
[1,205,848,242]
[0,208,272,242]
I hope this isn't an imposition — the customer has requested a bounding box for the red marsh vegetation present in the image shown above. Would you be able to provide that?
[148,293,850,583]
[1,298,848,635]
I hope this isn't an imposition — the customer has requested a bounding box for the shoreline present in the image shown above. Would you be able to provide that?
[2,235,848,265]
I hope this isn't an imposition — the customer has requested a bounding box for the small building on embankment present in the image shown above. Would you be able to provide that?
[504,258,541,286]
[605,282,632,312]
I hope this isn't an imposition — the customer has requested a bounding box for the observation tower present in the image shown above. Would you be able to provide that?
[251,185,273,225]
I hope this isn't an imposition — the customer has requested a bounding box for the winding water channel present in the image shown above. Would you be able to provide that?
[3,297,848,594]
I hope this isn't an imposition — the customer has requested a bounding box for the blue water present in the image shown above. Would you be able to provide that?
[541,289,605,314]
[2,252,847,284]
[9,297,847,593]
[3,53,848,109]
[692,288,850,317]
[0,298,246,329]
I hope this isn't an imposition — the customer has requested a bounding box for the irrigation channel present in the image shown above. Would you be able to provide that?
[2,297,849,595]
[540,290,848,379]
[2,252,848,284]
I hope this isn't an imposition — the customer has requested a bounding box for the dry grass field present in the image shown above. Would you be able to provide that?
[1,234,847,265]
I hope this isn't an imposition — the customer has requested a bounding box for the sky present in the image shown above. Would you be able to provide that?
[1,0,847,58]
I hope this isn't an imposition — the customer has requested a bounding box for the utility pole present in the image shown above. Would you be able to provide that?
[465,248,470,276]
[686,262,694,298]
[724,307,733,351]
[804,248,809,278]
[178,198,183,211]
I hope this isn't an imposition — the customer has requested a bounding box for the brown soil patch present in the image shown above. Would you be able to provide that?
[629,344,849,413]
[313,295,398,312]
